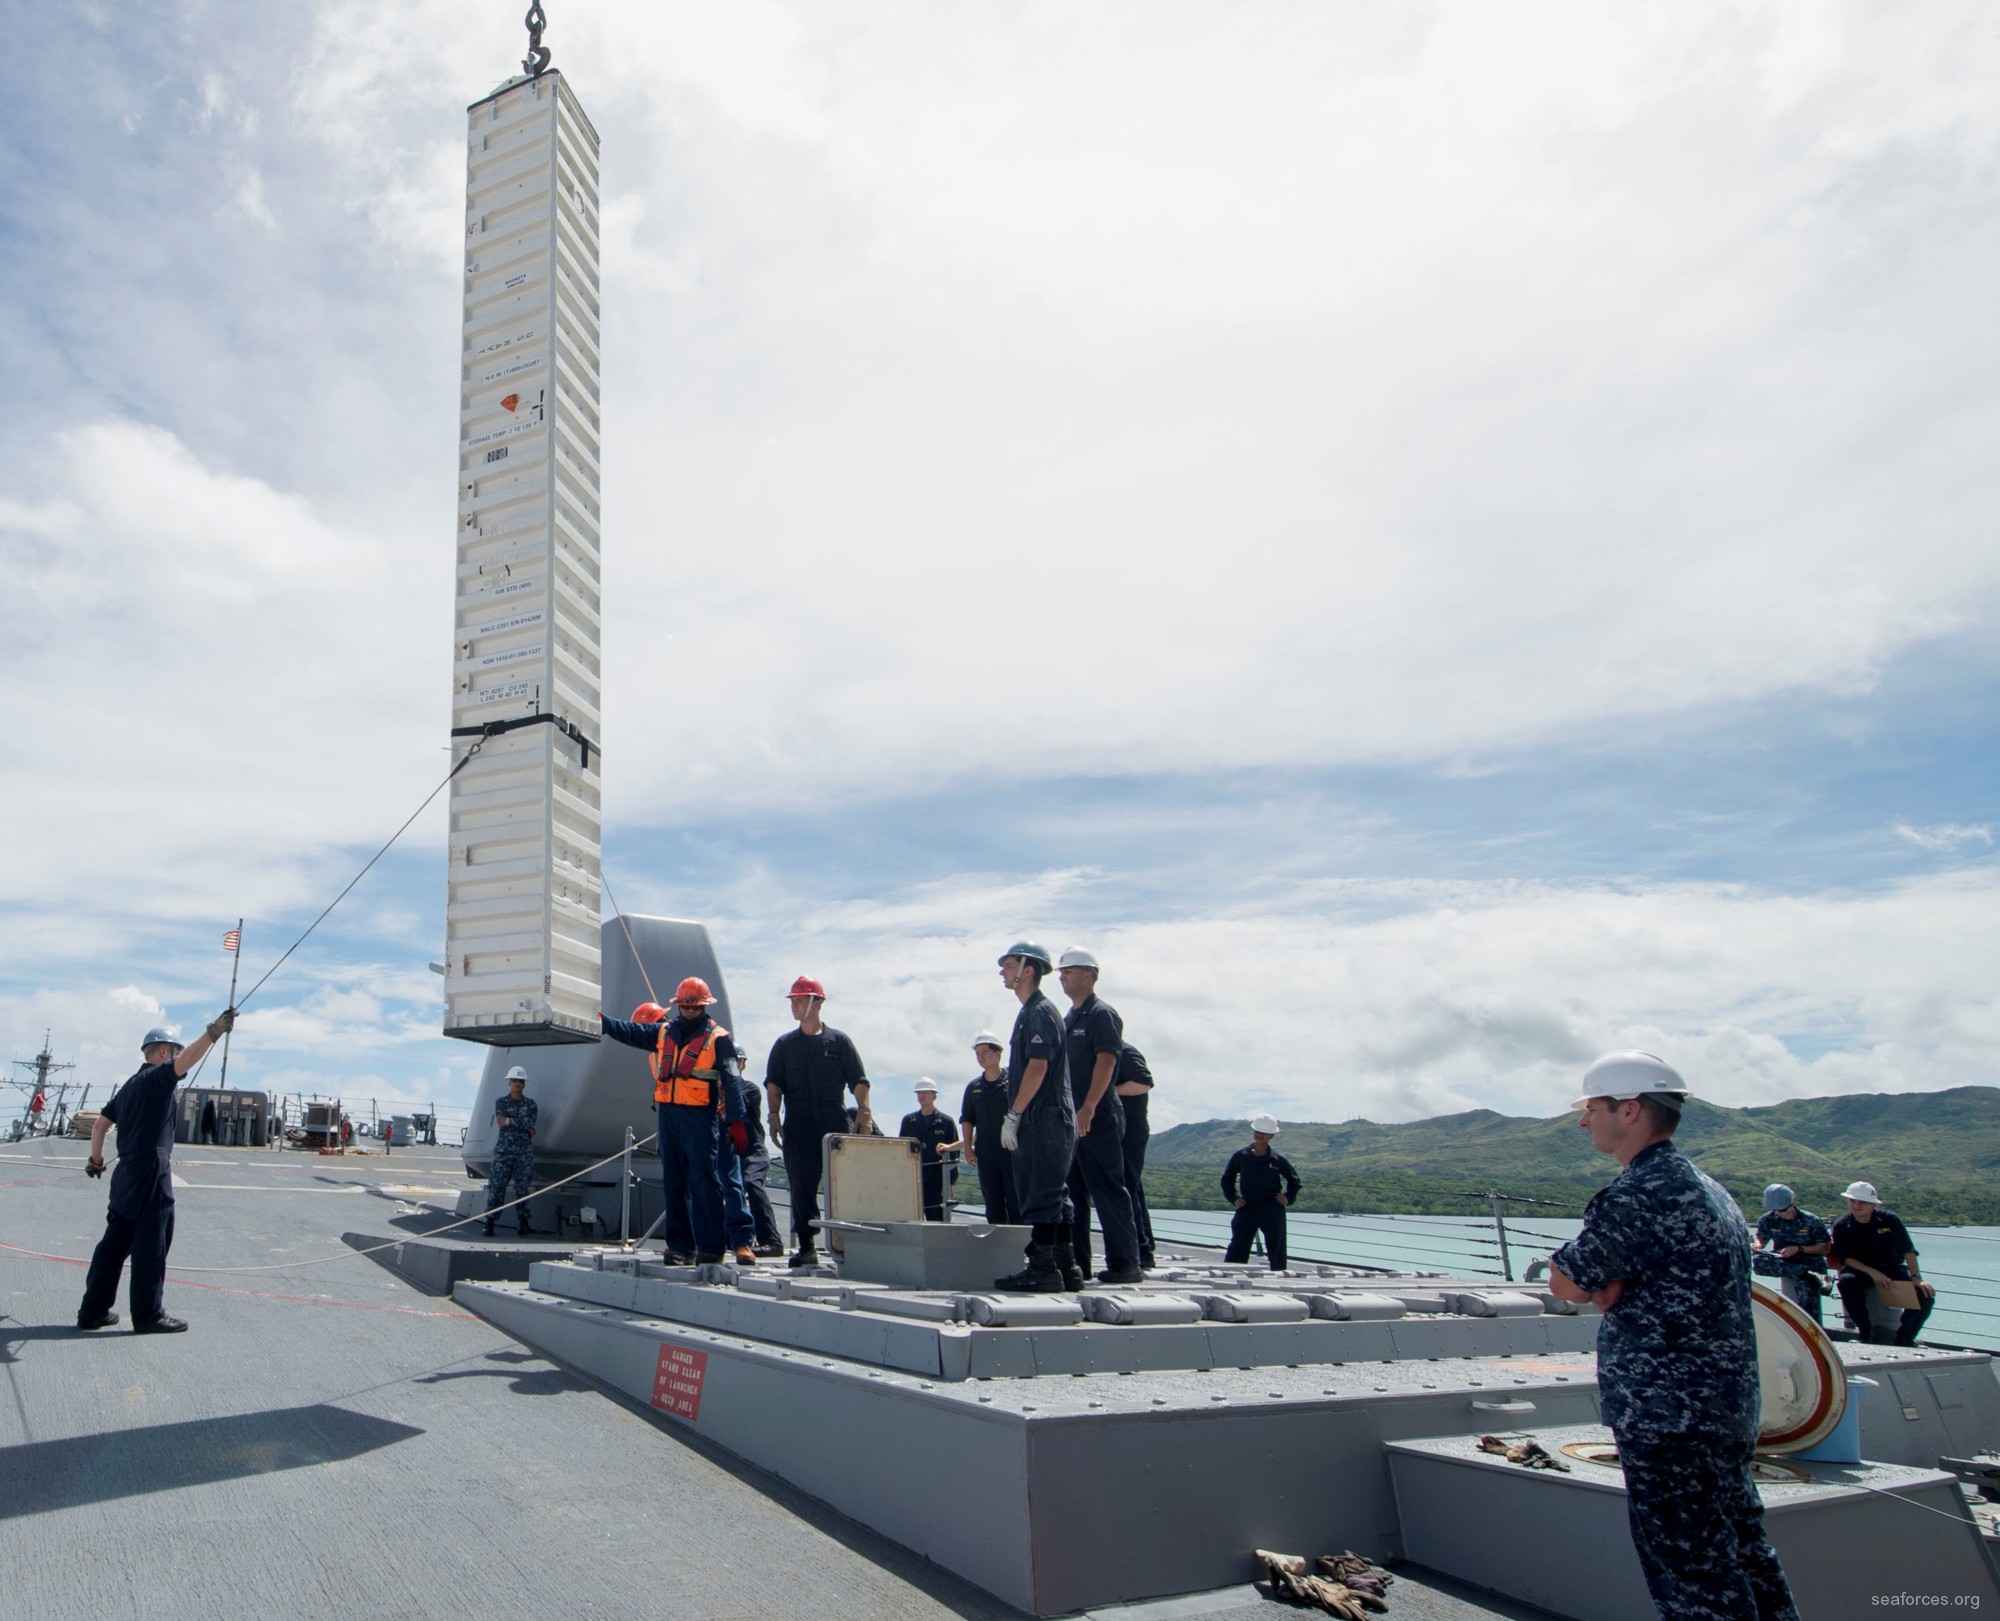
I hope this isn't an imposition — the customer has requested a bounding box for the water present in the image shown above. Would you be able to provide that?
[1134,1207,2000,1355]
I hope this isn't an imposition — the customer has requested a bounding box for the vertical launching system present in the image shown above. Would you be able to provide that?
[443,58,604,1045]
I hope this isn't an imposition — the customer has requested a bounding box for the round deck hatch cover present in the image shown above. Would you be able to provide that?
[1751,1279,1846,1454]
[1559,1440,1813,1484]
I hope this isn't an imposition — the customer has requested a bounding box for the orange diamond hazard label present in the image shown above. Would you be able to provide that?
[651,1342,707,1421]
[500,394,520,413]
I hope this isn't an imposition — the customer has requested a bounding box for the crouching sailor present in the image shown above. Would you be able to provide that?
[1547,1052,1798,1621]
[602,981,746,1266]
[77,1011,235,1334]
[482,1066,539,1237]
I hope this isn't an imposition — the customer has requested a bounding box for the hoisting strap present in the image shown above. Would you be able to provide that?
[449,711,599,770]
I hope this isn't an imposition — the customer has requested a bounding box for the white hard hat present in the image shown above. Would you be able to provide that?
[1843,1180,1879,1203]
[914,1077,939,1094]
[971,1030,1003,1049]
[1572,1051,1688,1110]
[1251,1114,1280,1135]
[1058,948,1099,972]
[505,1065,529,1082]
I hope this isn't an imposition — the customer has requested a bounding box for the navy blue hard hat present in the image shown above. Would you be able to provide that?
[1763,1183,1795,1211]
[997,940,1053,971]
[141,1026,182,1051]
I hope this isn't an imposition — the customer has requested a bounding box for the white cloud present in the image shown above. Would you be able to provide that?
[1894,822,1993,854]
[615,864,2000,1128]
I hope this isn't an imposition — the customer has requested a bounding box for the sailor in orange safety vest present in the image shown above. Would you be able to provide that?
[601,978,749,1265]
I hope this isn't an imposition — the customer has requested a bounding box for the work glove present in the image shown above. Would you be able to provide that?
[727,1122,750,1156]
[1000,1112,1021,1153]
[206,1008,236,1041]
[85,1157,106,1179]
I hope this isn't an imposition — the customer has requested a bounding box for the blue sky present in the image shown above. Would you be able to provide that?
[3,2,1996,1139]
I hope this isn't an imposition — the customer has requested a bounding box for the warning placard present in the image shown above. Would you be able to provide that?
[651,1342,708,1422]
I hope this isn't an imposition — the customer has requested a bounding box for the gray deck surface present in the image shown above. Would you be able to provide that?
[0,1140,1552,1620]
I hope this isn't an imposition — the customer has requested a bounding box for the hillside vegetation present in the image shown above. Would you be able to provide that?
[1140,1087,2000,1225]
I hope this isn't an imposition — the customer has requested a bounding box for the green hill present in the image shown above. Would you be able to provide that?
[1141,1087,2000,1225]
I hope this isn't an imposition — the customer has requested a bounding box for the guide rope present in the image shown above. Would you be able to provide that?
[598,868,660,1008]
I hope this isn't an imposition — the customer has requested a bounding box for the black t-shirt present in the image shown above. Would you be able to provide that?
[1117,1043,1154,1089]
[1831,1209,1919,1278]
[899,1109,958,1165]
[959,1075,1011,1147]
[101,1060,181,1215]
[765,1027,867,1120]
[1063,994,1125,1106]
[1008,992,1072,1119]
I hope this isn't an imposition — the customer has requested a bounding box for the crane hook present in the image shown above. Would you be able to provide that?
[523,2,552,78]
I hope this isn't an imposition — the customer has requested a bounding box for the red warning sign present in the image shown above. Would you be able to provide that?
[651,1342,708,1422]
[500,393,520,413]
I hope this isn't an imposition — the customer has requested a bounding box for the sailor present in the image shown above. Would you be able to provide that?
[1829,1180,1935,1346]
[76,1010,235,1333]
[1547,1052,1798,1621]
[1222,1116,1299,1271]
[958,1031,1017,1225]
[601,983,747,1266]
[763,976,870,1268]
[199,1096,218,1145]
[482,1065,540,1237]
[713,1065,763,1265]
[1115,1042,1157,1269]
[1752,1183,1831,1323]
[897,1079,960,1221]
[991,941,1077,1293]
[730,1069,785,1255]
[1057,949,1143,1284]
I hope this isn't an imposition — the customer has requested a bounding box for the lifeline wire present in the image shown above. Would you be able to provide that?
[232,744,484,1014]
[597,867,659,1007]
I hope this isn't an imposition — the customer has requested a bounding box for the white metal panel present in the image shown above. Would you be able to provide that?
[445,69,603,1046]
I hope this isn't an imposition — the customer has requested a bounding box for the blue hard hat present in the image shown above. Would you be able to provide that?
[1763,1183,1795,1211]
[997,939,1053,971]
[141,1026,183,1051]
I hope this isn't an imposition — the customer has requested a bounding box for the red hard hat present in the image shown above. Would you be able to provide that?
[787,975,827,1000]
[633,1001,668,1023]
[673,977,716,1006]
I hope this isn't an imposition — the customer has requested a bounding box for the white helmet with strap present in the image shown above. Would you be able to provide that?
[1572,1050,1688,1110]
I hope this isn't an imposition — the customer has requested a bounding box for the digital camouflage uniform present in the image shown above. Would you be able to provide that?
[1753,1207,1831,1321]
[486,1094,539,1223]
[1552,1141,1799,1621]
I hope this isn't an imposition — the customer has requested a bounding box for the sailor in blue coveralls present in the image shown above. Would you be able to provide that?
[1057,948,1143,1285]
[77,1011,235,1333]
[1548,1052,1798,1621]
[958,1031,1016,1225]
[992,940,1077,1293]
[601,980,746,1266]
[1751,1184,1831,1323]
[898,1079,960,1221]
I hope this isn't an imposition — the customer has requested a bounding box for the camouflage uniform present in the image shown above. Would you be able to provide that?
[486,1095,539,1224]
[1552,1141,1799,1621]
[1753,1207,1831,1321]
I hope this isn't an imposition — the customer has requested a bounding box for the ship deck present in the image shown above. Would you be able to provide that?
[0,1140,1557,1621]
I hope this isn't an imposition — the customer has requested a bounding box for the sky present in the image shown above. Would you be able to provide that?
[2,1,1995,1140]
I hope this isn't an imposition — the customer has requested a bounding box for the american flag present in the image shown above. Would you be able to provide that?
[223,928,241,953]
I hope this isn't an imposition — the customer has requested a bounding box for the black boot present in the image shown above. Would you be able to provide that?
[787,1244,819,1269]
[1054,1241,1085,1292]
[1139,1246,1155,1270]
[1097,1261,1145,1285]
[994,1244,1064,1294]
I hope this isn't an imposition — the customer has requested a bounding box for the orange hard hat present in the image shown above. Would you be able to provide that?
[633,1001,668,1023]
[787,975,827,1000]
[673,977,717,1006]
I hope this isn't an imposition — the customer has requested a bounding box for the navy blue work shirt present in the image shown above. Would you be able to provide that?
[1007,991,1072,1120]
[1222,1145,1300,1206]
[899,1108,958,1165]
[764,1026,867,1123]
[1830,1208,1919,1279]
[1755,1207,1830,1277]
[1117,1043,1154,1089]
[959,1074,1011,1151]
[100,1060,181,1218]
[600,1014,745,1122]
[1549,1140,1759,1442]
[1063,993,1126,1111]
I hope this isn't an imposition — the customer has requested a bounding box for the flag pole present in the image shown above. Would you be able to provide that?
[217,918,243,1091]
